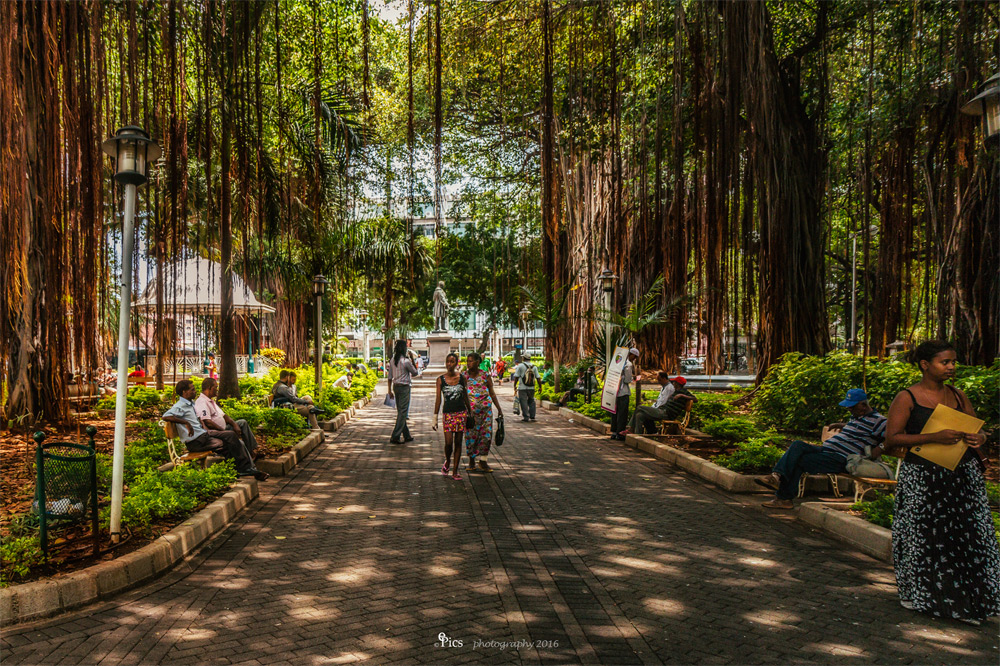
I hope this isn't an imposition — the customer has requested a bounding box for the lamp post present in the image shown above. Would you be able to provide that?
[359,311,369,363]
[848,226,878,353]
[519,306,530,361]
[598,268,617,370]
[960,71,1000,139]
[102,126,160,543]
[313,275,327,391]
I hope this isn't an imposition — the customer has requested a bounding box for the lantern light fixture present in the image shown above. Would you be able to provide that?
[101,126,161,186]
[312,275,328,297]
[960,71,1000,139]
[598,267,617,293]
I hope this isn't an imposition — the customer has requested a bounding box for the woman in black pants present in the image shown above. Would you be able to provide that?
[611,348,639,440]
[386,339,419,443]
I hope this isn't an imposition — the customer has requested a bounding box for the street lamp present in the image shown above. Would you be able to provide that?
[102,126,160,543]
[960,71,1000,139]
[519,306,530,361]
[313,275,327,391]
[359,310,369,363]
[598,267,617,369]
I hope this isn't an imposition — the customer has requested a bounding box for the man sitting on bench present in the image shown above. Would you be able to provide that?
[196,377,259,459]
[760,388,886,509]
[163,380,268,481]
[271,370,321,429]
[624,373,695,435]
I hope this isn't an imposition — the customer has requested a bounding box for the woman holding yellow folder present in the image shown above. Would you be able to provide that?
[885,340,997,624]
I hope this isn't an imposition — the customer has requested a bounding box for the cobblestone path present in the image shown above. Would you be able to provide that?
[2,376,997,665]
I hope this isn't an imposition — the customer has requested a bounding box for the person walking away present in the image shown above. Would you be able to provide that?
[512,355,539,422]
[387,339,419,444]
[270,371,321,429]
[610,348,640,440]
[196,377,259,457]
[884,340,998,624]
[433,353,473,480]
[494,358,507,386]
[759,388,885,509]
[463,352,504,473]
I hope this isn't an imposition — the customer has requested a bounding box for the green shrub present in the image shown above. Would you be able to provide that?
[567,395,614,423]
[754,353,999,433]
[261,407,308,434]
[95,386,167,412]
[851,493,895,529]
[711,434,785,474]
[701,416,758,443]
[0,536,45,586]
[689,392,736,428]
[123,423,170,482]
[121,460,237,528]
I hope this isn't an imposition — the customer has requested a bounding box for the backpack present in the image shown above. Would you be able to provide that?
[523,364,535,387]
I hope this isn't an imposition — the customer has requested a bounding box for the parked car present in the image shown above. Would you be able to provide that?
[679,357,705,374]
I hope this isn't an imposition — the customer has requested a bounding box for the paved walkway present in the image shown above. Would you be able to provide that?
[2,376,997,665]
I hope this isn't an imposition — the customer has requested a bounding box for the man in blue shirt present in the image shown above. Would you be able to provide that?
[761,388,886,509]
[163,380,268,481]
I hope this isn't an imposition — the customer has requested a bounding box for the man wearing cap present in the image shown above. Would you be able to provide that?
[625,373,696,435]
[611,348,641,440]
[761,388,887,509]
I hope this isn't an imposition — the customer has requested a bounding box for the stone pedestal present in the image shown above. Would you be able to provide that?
[427,333,453,367]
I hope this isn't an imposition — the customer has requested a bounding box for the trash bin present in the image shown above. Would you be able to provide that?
[33,427,99,556]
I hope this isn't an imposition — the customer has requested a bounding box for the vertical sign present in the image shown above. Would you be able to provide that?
[601,346,629,412]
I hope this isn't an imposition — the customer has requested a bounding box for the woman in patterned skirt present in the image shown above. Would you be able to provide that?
[885,340,998,624]
[432,353,473,480]
[464,352,504,473]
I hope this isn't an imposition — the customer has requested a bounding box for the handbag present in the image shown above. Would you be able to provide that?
[494,416,505,446]
[844,454,896,480]
[465,413,476,429]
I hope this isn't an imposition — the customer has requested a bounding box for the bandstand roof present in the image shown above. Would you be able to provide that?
[134,258,276,315]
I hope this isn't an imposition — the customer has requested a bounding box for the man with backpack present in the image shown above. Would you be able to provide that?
[512,355,539,422]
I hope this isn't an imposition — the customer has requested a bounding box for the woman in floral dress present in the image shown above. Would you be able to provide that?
[464,352,504,472]
[885,340,998,624]
[432,353,473,480]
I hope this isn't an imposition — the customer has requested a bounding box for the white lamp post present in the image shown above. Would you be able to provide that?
[960,72,1000,139]
[359,310,369,362]
[313,275,327,391]
[599,267,617,369]
[519,306,530,360]
[102,126,160,543]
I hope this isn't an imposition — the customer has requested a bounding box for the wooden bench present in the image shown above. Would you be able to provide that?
[796,426,899,501]
[656,399,694,435]
[161,420,214,468]
[128,375,150,386]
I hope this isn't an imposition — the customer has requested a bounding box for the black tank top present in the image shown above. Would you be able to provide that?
[902,386,980,469]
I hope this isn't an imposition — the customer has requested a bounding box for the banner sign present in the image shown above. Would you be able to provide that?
[601,346,629,412]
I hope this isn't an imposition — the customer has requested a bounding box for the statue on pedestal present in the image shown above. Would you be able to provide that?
[432,281,449,332]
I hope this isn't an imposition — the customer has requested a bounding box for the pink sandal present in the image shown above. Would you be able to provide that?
[451,473,462,481]
[442,461,450,475]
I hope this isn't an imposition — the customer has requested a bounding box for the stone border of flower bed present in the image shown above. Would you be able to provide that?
[0,478,259,626]
[260,395,372,476]
[797,502,892,562]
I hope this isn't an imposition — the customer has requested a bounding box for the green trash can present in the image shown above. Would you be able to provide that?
[33,426,99,556]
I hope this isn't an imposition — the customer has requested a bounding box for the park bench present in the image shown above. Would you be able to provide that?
[66,382,102,406]
[128,375,150,386]
[656,399,694,435]
[160,420,215,468]
[797,426,899,502]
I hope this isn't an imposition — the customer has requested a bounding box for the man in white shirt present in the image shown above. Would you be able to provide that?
[611,348,640,440]
[163,380,267,480]
[512,355,539,422]
[196,378,259,457]
[626,372,685,435]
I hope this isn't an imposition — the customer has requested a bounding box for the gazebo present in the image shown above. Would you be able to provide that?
[134,257,277,376]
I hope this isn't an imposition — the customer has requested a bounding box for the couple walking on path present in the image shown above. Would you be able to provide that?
[433,351,504,480]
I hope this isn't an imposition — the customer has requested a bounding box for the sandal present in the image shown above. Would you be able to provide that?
[478,460,492,472]
[451,473,463,481]
[441,461,450,475]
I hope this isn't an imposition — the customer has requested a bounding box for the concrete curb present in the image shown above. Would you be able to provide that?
[620,434,769,492]
[0,479,259,626]
[256,430,325,476]
[797,502,892,561]
[539,399,561,412]
[555,407,611,435]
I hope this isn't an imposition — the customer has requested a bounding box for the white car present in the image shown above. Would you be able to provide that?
[680,357,705,374]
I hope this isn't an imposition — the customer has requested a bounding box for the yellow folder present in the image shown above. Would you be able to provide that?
[913,403,985,471]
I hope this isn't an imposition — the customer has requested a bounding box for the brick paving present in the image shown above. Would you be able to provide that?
[2,374,998,665]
